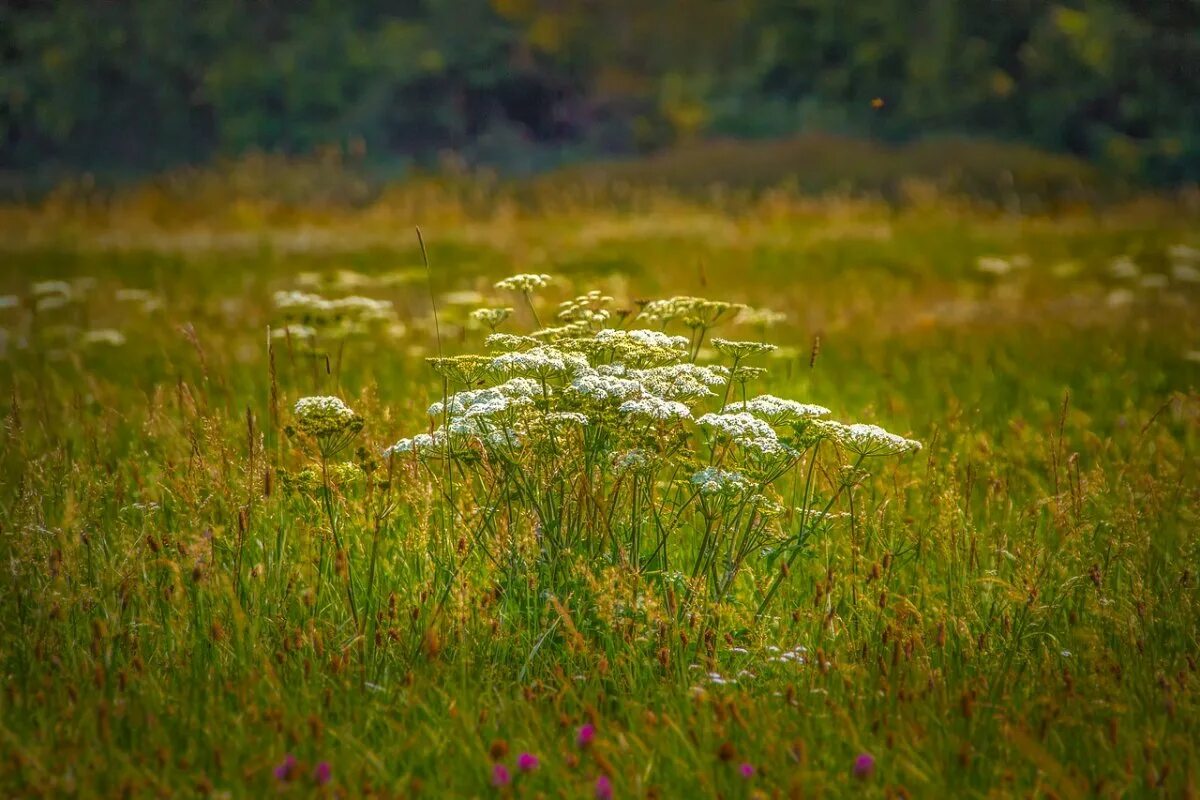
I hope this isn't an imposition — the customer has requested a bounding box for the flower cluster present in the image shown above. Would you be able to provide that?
[691,467,749,497]
[379,277,921,613]
[294,396,364,456]
[726,394,830,425]
[469,307,513,331]
[274,290,397,338]
[495,273,552,293]
[637,296,746,329]
[813,421,922,456]
[697,411,790,455]
[295,396,360,437]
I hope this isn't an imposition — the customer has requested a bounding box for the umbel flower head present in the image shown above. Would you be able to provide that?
[469,307,514,331]
[726,395,831,425]
[711,337,777,359]
[293,396,364,456]
[814,421,922,456]
[495,273,552,293]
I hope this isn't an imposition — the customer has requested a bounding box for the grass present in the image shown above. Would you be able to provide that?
[0,174,1198,799]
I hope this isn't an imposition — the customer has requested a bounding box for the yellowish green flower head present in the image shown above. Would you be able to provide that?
[495,273,552,293]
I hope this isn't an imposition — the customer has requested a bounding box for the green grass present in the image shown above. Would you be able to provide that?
[0,182,1198,799]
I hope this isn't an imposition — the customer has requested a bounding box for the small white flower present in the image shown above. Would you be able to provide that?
[1109,257,1139,280]
[976,256,1013,276]
[814,421,921,456]
[735,307,787,327]
[711,337,777,359]
[485,333,539,351]
[442,290,485,306]
[545,411,589,426]
[35,295,69,312]
[630,363,725,401]
[697,411,786,454]
[594,328,689,350]
[1106,288,1135,308]
[691,467,749,497]
[611,449,651,473]
[491,346,590,378]
[271,324,317,340]
[569,373,645,402]
[726,394,830,424]
[618,395,691,421]
[494,273,552,292]
[294,396,361,437]
[32,280,71,297]
[1168,244,1200,263]
[1171,264,1200,283]
[81,329,126,347]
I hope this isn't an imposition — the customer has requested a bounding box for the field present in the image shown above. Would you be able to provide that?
[1,172,1199,798]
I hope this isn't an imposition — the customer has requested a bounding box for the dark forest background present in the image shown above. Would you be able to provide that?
[2,0,1198,184]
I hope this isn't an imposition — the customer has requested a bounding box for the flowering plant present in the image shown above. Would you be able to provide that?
[372,276,920,617]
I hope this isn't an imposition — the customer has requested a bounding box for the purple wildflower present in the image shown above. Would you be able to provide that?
[273,753,297,782]
[594,774,613,800]
[517,752,540,772]
[576,723,596,748]
[739,762,755,778]
[492,763,512,787]
[853,752,875,778]
[313,761,331,786]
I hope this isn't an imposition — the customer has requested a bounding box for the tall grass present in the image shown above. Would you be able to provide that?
[0,186,1198,797]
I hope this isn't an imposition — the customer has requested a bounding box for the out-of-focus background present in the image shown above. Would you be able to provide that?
[2,0,1197,192]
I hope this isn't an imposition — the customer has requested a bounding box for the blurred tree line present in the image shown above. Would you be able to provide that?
[2,0,1197,183]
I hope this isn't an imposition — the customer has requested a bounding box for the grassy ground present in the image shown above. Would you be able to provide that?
[1,178,1198,798]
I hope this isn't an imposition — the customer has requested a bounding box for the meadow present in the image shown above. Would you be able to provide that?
[1,170,1198,798]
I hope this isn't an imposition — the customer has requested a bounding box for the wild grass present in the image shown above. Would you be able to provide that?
[0,179,1198,798]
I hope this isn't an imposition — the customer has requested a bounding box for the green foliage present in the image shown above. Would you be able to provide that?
[2,0,1198,182]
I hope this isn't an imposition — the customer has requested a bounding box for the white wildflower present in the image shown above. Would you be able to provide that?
[611,449,651,473]
[470,307,514,328]
[735,307,787,327]
[630,363,725,401]
[115,288,154,303]
[442,290,485,306]
[1171,264,1200,283]
[32,280,71,297]
[594,328,689,351]
[81,329,126,347]
[427,381,537,420]
[697,411,785,454]
[491,346,590,378]
[976,256,1013,276]
[1169,244,1200,262]
[726,394,830,425]
[271,324,317,340]
[35,295,69,312]
[485,333,539,351]
[1109,257,1139,280]
[691,467,749,497]
[814,421,921,456]
[711,337,777,359]
[294,396,361,438]
[618,395,691,422]
[545,411,589,426]
[569,373,644,402]
[495,273,552,292]
[385,431,445,456]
